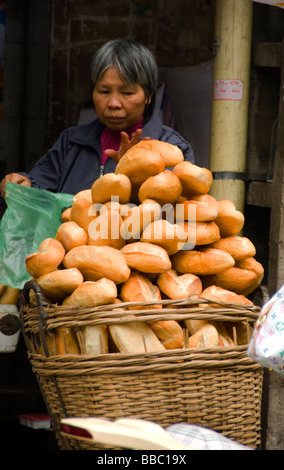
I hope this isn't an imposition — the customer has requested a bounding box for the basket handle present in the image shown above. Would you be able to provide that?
[19,280,51,357]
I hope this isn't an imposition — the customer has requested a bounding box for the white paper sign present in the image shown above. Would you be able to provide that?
[214,79,244,101]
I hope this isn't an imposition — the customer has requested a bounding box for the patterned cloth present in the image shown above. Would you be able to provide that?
[166,423,250,450]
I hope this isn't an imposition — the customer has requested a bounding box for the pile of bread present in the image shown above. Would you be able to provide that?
[25,140,263,356]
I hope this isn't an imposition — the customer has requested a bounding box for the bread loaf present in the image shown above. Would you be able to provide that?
[0,286,20,304]
[149,320,184,349]
[173,161,213,197]
[63,245,131,284]
[203,267,258,294]
[121,199,161,241]
[187,324,219,348]
[72,189,92,203]
[135,139,184,167]
[36,267,84,300]
[70,198,97,233]
[235,257,264,295]
[88,208,126,250]
[214,199,245,237]
[109,320,165,353]
[62,278,117,307]
[115,145,165,186]
[171,247,235,276]
[25,238,65,278]
[55,221,88,251]
[157,269,202,300]
[180,220,220,246]
[175,194,219,222]
[61,207,71,222]
[120,242,172,273]
[200,285,254,307]
[82,325,109,355]
[138,170,183,205]
[55,327,80,354]
[140,219,188,255]
[91,173,132,204]
[120,270,162,309]
[210,235,256,260]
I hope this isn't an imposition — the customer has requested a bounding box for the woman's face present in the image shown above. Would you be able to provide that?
[92,67,150,131]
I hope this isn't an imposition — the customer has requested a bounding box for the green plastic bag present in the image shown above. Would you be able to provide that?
[0,183,73,289]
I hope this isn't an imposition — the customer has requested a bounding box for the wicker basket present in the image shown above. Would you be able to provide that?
[19,280,263,450]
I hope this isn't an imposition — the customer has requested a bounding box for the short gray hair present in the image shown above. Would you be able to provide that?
[90,38,158,122]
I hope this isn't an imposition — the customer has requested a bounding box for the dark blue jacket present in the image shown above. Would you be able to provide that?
[2,113,195,200]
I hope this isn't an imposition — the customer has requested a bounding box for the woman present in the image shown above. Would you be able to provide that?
[0,38,194,200]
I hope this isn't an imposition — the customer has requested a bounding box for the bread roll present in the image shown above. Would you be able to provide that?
[91,173,132,204]
[121,199,161,241]
[171,247,235,276]
[175,193,219,222]
[120,271,162,309]
[115,145,165,186]
[36,331,57,356]
[173,161,213,197]
[235,257,264,295]
[140,219,188,255]
[70,198,97,233]
[210,235,256,260]
[25,238,65,278]
[0,286,20,304]
[187,324,219,348]
[55,327,80,354]
[82,325,109,355]
[61,207,71,222]
[36,267,84,300]
[55,221,88,252]
[109,320,165,353]
[135,139,184,167]
[120,242,172,274]
[184,319,210,336]
[203,267,258,294]
[200,285,253,307]
[72,189,92,203]
[138,170,183,205]
[214,199,245,237]
[149,320,184,349]
[157,269,202,300]
[62,278,117,307]
[88,209,126,250]
[180,220,220,246]
[63,245,131,284]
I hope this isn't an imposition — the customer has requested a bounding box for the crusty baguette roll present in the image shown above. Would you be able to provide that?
[180,220,220,246]
[82,325,109,355]
[36,267,84,300]
[121,199,161,241]
[109,320,165,353]
[184,318,210,336]
[210,235,256,260]
[175,193,219,222]
[25,238,65,278]
[171,247,235,276]
[157,269,202,300]
[135,139,184,167]
[88,209,126,250]
[235,257,264,295]
[55,327,80,354]
[55,221,88,252]
[36,331,57,356]
[0,286,20,304]
[200,285,253,307]
[138,170,183,205]
[120,242,172,274]
[203,267,258,294]
[63,245,131,284]
[187,323,219,348]
[120,271,162,309]
[214,199,245,237]
[173,161,213,197]
[72,188,92,204]
[149,320,184,349]
[62,278,117,307]
[70,198,97,233]
[140,219,188,255]
[61,207,71,222]
[115,145,165,186]
[91,173,132,205]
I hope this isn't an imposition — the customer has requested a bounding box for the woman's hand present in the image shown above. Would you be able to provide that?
[0,173,31,198]
[104,129,150,164]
